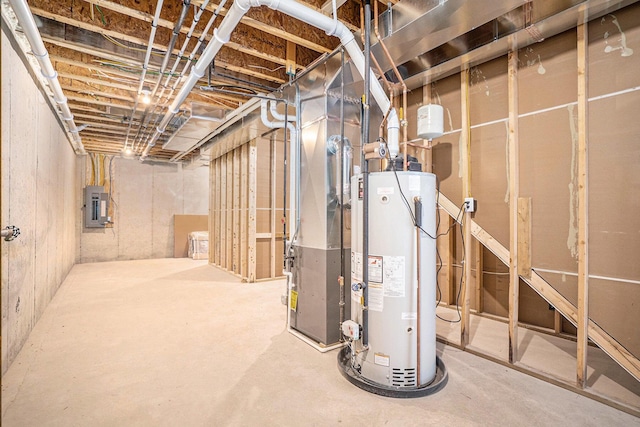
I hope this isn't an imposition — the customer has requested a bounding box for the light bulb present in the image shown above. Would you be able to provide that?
[142,94,151,105]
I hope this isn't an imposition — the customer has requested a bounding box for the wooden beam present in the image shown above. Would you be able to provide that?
[554,310,563,334]
[437,194,640,383]
[59,71,137,92]
[270,135,277,278]
[248,140,258,282]
[460,68,472,349]
[84,0,332,55]
[226,152,233,271]
[214,158,222,266]
[43,36,144,68]
[527,271,640,382]
[517,197,532,278]
[507,50,520,364]
[286,41,297,77]
[475,239,484,314]
[61,85,134,102]
[240,143,249,279]
[233,148,241,274]
[32,7,164,51]
[220,155,227,269]
[52,55,156,83]
[576,22,590,389]
[447,216,456,305]
[209,159,215,264]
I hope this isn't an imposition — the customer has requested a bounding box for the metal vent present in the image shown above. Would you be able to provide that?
[392,368,417,387]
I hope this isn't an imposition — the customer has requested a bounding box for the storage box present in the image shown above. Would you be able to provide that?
[188,231,209,260]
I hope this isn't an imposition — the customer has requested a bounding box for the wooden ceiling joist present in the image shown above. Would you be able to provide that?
[32,6,294,74]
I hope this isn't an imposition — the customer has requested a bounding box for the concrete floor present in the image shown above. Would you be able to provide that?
[2,259,638,426]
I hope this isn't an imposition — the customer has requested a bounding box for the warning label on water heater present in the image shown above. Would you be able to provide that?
[383,256,405,297]
[368,255,383,283]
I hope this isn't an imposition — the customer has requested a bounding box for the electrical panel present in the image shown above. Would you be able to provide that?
[84,186,109,228]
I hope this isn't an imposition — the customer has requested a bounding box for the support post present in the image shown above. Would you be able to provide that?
[576,22,589,388]
[508,50,520,364]
[460,68,472,348]
[270,135,277,278]
[241,143,249,278]
[248,140,258,282]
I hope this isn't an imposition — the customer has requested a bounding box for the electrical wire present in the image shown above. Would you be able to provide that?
[383,143,467,323]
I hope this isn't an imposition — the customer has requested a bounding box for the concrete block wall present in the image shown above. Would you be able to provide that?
[1,30,79,375]
[78,159,209,263]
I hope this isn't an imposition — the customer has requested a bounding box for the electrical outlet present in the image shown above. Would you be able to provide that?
[464,197,476,213]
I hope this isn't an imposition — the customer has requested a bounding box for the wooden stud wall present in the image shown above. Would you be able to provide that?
[426,5,639,412]
[209,136,284,282]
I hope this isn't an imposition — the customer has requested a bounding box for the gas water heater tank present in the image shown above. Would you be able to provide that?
[339,171,447,397]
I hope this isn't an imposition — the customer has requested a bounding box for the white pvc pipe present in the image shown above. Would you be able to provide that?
[387,107,400,157]
[8,0,85,154]
[141,0,391,160]
[125,0,164,150]
[260,99,297,243]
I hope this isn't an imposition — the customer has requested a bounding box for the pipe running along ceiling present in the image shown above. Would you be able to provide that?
[1,0,635,162]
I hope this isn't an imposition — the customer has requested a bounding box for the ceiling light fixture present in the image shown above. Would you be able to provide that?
[141,86,152,105]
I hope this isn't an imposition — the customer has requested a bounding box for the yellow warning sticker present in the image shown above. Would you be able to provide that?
[290,290,298,312]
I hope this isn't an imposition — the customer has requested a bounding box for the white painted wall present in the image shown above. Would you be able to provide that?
[78,159,209,263]
[1,30,79,375]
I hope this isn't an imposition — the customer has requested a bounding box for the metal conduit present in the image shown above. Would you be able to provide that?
[140,0,391,161]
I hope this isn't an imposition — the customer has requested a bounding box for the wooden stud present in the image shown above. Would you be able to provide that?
[226,153,233,270]
[233,148,241,274]
[241,143,249,280]
[270,135,277,278]
[286,41,297,77]
[220,156,227,269]
[576,22,590,389]
[460,68,472,348]
[214,158,220,266]
[475,239,484,314]
[554,310,563,334]
[517,197,532,278]
[508,49,520,364]
[447,216,456,305]
[438,194,640,383]
[248,140,258,282]
[209,159,214,264]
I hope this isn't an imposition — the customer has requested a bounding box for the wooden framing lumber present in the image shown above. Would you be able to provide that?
[437,194,640,383]
[508,50,520,363]
[270,135,277,278]
[576,22,590,389]
[248,140,258,282]
[233,149,241,274]
[460,68,472,348]
[241,144,249,278]
[475,239,484,313]
[517,197,532,278]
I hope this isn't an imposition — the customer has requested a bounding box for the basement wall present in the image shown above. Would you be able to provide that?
[1,28,79,375]
[78,158,209,263]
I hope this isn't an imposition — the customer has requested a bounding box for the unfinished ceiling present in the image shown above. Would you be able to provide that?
[5,0,395,161]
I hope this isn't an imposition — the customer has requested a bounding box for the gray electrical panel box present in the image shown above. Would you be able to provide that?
[84,186,109,228]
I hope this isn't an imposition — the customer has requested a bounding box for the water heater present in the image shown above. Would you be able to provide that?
[338,170,447,396]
